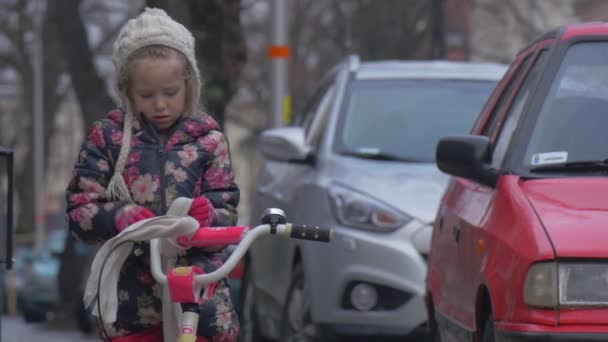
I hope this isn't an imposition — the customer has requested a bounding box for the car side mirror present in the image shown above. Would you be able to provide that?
[260,127,315,164]
[436,135,498,187]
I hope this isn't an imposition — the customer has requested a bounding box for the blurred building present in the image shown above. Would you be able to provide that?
[575,0,608,21]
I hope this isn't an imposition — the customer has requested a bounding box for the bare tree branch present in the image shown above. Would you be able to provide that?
[472,0,509,27]
[504,0,538,42]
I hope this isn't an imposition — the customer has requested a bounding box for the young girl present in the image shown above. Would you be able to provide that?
[65,8,239,341]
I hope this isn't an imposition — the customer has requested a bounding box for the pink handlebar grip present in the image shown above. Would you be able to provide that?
[177,226,250,247]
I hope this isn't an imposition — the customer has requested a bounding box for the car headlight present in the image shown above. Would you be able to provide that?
[523,262,558,308]
[328,183,412,232]
[558,262,608,306]
[524,261,608,308]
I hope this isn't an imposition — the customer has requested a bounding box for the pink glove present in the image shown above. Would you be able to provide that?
[188,197,214,227]
[115,207,155,232]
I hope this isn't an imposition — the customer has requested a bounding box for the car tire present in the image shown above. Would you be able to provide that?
[23,307,46,323]
[482,312,496,342]
[238,263,267,342]
[279,264,330,342]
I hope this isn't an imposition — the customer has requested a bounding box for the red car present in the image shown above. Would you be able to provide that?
[426,23,608,341]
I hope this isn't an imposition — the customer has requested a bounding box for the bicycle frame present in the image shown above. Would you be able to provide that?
[149,218,332,342]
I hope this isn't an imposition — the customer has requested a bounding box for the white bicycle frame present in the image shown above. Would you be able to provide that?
[149,220,332,342]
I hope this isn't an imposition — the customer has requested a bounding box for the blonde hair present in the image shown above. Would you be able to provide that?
[106,46,202,202]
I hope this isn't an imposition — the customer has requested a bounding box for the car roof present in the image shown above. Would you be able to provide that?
[353,60,508,82]
[517,22,608,55]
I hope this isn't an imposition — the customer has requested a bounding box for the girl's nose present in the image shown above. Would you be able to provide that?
[154,97,166,110]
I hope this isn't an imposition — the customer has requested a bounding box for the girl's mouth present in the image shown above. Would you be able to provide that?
[153,116,170,123]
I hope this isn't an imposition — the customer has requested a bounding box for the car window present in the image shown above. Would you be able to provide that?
[334,79,497,162]
[306,83,336,148]
[492,50,548,168]
[524,42,608,166]
[481,54,532,138]
[297,79,334,133]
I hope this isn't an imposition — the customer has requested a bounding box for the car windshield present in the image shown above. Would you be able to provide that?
[525,42,608,171]
[334,79,496,162]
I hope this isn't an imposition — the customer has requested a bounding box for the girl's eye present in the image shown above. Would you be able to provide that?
[165,90,178,97]
[140,94,153,99]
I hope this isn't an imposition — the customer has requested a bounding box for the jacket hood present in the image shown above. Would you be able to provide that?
[521,178,608,258]
[327,156,450,223]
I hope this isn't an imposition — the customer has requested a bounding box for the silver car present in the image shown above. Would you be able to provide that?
[241,55,506,341]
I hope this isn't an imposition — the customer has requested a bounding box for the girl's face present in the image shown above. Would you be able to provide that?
[129,55,187,133]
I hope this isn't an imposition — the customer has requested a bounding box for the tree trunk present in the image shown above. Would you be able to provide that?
[189,0,247,128]
[51,0,115,129]
[49,0,114,327]
[15,67,34,234]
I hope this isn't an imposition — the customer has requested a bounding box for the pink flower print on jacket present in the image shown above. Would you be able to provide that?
[87,124,105,148]
[97,159,110,172]
[165,132,182,151]
[69,192,99,206]
[201,114,218,131]
[178,145,198,167]
[79,177,106,196]
[107,110,123,124]
[165,162,188,183]
[111,130,122,145]
[214,305,233,331]
[127,151,141,165]
[200,131,220,152]
[201,131,230,168]
[123,167,141,188]
[205,166,233,188]
[70,203,98,231]
[184,120,204,136]
[213,138,230,169]
[131,174,159,204]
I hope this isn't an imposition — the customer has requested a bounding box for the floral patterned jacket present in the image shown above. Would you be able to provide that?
[66,109,240,340]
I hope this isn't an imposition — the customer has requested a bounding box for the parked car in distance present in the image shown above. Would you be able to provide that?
[241,55,506,341]
[427,23,608,341]
[17,229,95,333]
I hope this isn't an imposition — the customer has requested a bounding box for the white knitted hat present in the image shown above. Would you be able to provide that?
[106,8,201,202]
[112,7,201,108]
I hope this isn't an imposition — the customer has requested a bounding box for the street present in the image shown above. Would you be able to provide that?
[1,317,98,342]
[0,315,429,342]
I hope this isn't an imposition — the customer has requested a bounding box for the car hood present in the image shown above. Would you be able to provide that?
[327,156,450,223]
[521,178,608,258]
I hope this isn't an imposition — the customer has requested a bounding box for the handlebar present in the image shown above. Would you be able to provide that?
[150,222,332,286]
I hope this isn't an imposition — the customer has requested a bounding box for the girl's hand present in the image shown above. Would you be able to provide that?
[115,207,156,232]
[188,197,214,226]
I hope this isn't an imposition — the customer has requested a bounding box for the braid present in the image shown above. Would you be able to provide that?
[106,105,134,202]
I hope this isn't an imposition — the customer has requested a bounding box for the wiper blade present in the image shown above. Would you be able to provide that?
[530,160,608,172]
[341,148,422,162]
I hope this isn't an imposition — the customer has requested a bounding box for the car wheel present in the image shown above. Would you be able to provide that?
[279,264,328,342]
[23,307,46,323]
[238,263,266,342]
[429,318,442,342]
[482,312,495,342]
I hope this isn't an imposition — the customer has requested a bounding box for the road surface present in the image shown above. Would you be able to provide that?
[1,317,98,342]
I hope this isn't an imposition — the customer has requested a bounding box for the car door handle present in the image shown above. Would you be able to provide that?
[452,224,461,243]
